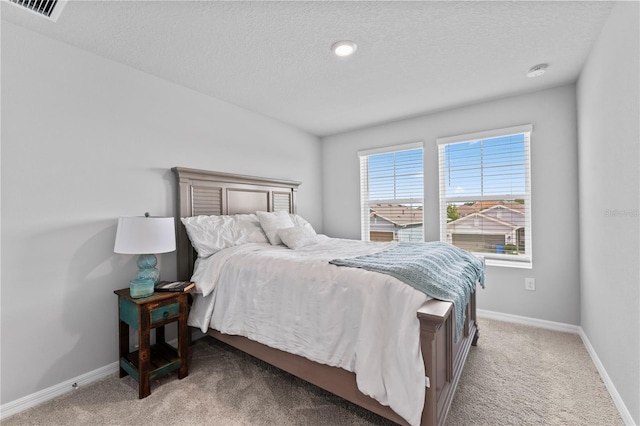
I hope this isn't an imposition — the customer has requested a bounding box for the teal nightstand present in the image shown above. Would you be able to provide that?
[114,288,190,398]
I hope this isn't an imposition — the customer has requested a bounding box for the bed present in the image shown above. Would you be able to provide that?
[172,166,481,426]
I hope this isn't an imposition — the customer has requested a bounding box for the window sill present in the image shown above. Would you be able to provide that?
[484,258,532,269]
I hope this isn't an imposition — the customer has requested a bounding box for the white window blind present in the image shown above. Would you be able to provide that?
[358,142,424,242]
[437,125,532,266]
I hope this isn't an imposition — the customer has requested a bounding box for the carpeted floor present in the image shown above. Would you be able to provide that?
[3,318,622,425]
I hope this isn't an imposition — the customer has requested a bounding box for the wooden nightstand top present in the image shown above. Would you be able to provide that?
[114,288,191,305]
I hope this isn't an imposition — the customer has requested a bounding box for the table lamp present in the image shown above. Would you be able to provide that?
[114,213,176,298]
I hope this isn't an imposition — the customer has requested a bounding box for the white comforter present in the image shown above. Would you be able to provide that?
[188,237,429,426]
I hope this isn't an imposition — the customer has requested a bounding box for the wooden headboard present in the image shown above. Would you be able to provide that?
[172,167,301,280]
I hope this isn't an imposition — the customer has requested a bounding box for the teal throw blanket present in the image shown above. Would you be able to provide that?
[330,241,485,341]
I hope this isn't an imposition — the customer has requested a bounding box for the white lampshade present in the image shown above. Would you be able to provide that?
[114,216,176,254]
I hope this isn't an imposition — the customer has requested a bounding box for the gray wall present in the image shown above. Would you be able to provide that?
[0,22,322,404]
[322,85,581,325]
[577,2,639,423]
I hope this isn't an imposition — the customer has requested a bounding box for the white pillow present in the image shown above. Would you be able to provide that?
[256,211,295,245]
[279,226,317,250]
[289,214,317,234]
[181,214,268,257]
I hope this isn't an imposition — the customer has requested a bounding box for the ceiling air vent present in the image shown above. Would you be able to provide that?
[8,0,66,21]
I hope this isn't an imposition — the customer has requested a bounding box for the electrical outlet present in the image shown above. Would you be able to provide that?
[525,278,536,291]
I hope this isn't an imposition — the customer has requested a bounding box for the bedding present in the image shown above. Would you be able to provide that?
[278,226,317,249]
[189,237,451,426]
[180,214,267,257]
[255,210,295,245]
[289,213,317,234]
[330,241,485,341]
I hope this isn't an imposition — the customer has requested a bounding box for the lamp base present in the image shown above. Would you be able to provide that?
[130,278,155,298]
[136,254,160,283]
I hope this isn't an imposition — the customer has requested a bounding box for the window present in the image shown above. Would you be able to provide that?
[437,125,532,267]
[359,142,424,242]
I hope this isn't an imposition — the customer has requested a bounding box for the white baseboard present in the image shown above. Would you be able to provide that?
[478,309,635,425]
[0,361,119,420]
[578,329,636,426]
[477,309,581,334]
[1,330,205,421]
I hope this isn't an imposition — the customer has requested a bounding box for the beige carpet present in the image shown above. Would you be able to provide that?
[3,318,622,425]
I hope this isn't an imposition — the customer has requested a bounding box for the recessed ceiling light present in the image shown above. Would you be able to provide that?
[527,64,548,78]
[331,40,357,57]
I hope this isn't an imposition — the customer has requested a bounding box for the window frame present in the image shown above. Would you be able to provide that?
[437,124,533,268]
[358,141,424,242]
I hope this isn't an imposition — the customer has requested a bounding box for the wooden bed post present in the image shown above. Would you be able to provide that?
[418,300,453,426]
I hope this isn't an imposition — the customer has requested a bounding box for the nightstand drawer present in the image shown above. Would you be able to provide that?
[150,303,179,324]
[119,299,180,329]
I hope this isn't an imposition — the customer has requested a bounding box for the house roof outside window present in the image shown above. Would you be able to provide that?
[370,204,423,227]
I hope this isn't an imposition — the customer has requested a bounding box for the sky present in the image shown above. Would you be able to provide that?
[441,133,527,200]
[367,148,424,202]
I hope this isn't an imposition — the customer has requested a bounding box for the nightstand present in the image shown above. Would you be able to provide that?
[114,288,190,398]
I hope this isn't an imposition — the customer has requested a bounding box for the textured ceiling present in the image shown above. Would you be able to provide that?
[2,1,614,136]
